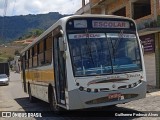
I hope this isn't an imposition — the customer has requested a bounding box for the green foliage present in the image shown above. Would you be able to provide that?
[0,12,69,42]
[18,29,44,40]
[14,50,20,55]
[144,22,149,28]
[0,57,8,62]
[7,56,14,62]
[32,29,43,36]
[150,20,157,28]
[157,15,160,27]
[10,64,13,69]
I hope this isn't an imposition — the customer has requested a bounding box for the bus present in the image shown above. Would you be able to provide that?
[20,15,146,111]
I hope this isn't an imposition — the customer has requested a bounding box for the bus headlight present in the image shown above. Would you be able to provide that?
[87,88,91,92]
[133,83,137,87]
[138,80,142,84]
[128,84,132,88]
[76,83,80,86]
[79,86,84,91]
[94,89,98,92]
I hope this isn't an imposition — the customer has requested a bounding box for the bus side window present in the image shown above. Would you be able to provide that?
[33,45,38,67]
[29,48,32,68]
[45,35,52,64]
[38,40,45,66]
[25,51,29,69]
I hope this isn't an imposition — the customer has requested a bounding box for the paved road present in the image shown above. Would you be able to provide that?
[0,72,160,120]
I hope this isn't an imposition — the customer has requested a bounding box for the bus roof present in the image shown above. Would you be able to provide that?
[20,14,135,55]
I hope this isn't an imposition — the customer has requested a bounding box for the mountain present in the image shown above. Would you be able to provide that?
[0,12,69,43]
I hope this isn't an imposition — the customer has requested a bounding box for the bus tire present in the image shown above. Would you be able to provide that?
[28,83,36,103]
[109,105,116,107]
[48,86,61,113]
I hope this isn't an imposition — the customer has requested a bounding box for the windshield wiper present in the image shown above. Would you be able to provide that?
[113,30,124,55]
[106,35,113,73]
[85,32,96,68]
[110,37,116,62]
[107,30,124,65]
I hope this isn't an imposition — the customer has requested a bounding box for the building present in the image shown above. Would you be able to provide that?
[10,56,21,73]
[76,0,160,88]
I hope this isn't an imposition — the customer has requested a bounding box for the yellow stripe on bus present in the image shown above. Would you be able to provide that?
[25,69,54,82]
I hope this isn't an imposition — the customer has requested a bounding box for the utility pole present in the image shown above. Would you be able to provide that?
[1,0,8,42]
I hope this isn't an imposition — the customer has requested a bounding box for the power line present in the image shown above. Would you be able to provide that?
[12,0,16,16]
[3,0,8,16]
[1,0,8,42]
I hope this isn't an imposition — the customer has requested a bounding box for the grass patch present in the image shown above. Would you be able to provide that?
[0,56,8,62]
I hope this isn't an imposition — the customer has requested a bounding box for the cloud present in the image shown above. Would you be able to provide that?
[0,0,82,16]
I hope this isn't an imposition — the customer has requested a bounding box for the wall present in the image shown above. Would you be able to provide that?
[79,0,160,29]
[155,32,160,88]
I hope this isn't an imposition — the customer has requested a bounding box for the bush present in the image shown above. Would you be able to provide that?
[14,50,20,56]
[7,56,14,62]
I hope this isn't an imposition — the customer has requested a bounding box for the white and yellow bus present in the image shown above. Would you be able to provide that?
[21,15,146,111]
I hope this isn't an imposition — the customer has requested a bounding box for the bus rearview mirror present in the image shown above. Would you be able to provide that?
[60,30,64,35]
[59,37,66,51]
[140,39,144,55]
[142,45,144,55]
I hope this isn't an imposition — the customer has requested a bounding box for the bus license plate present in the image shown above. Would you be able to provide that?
[108,93,121,100]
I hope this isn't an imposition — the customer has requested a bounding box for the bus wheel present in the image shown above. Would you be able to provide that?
[28,84,36,103]
[48,87,60,113]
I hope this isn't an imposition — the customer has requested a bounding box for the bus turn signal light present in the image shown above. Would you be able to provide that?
[79,86,84,91]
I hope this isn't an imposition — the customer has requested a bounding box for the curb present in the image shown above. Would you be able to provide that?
[146,91,160,97]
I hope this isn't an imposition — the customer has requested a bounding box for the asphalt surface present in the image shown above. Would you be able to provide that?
[0,72,160,120]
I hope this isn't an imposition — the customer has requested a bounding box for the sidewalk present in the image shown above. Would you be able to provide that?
[147,91,160,97]
[147,84,160,93]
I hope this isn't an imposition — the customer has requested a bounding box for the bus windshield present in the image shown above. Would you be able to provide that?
[68,32,142,76]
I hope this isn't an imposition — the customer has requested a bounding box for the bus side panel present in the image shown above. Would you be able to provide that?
[21,71,27,93]
[30,82,49,102]
[25,70,30,93]
[25,67,54,103]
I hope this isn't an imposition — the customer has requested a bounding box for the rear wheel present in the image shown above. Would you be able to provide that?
[48,86,61,113]
[108,105,116,107]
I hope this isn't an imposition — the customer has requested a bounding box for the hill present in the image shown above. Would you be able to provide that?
[0,42,25,62]
[0,12,69,43]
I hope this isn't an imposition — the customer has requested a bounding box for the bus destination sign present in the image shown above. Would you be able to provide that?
[69,33,105,39]
[92,20,130,28]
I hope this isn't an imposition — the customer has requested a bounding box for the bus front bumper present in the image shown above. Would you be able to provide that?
[67,81,147,110]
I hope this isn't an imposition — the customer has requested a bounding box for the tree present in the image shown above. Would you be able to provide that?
[19,29,44,40]
[14,50,20,56]
[32,29,43,37]
[7,56,14,62]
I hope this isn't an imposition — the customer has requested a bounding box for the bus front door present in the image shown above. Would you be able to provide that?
[22,56,27,92]
[53,36,66,105]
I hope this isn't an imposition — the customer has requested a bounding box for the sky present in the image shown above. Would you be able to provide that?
[0,0,83,16]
